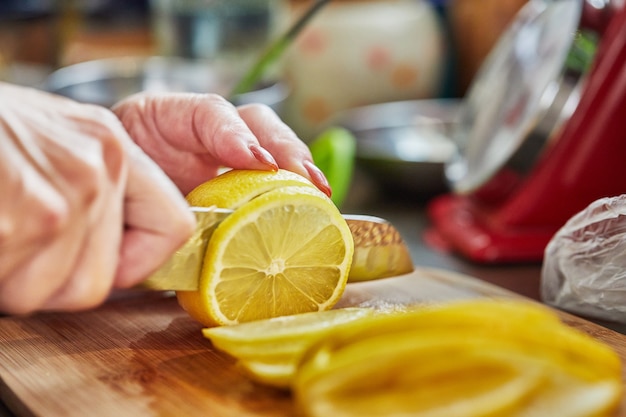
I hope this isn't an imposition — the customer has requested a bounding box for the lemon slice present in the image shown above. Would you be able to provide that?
[204,300,563,389]
[299,299,563,352]
[296,299,621,385]
[294,331,547,417]
[177,179,354,326]
[205,299,565,389]
[203,307,373,359]
[510,374,621,417]
[203,307,375,387]
[238,360,297,388]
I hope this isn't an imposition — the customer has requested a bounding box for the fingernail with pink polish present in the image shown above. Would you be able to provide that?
[304,160,332,197]
[250,144,278,170]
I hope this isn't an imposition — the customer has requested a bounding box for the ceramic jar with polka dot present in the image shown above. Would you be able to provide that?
[282,0,446,140]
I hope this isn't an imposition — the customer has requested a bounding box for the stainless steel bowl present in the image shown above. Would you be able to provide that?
[332,99,461,196]
[42,56,288,110]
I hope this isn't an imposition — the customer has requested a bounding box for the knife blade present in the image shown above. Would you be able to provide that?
[141,206,414,291]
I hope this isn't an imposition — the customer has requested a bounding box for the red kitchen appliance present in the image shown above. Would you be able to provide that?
[428,0,626,263]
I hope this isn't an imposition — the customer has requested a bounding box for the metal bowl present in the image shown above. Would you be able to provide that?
[42,56,289,110]
[332,99,461,197]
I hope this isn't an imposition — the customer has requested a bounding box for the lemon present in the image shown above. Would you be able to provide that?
[185,168,316,209]
[177,169,354,327]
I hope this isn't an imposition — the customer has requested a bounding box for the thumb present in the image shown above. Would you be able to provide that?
[114,142,195,288]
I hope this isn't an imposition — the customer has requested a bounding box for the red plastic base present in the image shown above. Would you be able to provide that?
[426,194,557,264]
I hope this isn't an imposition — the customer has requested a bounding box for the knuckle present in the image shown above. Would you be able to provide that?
[70,116,128,206]
[194,93,234,115]
[204,92,232,106]
[0,189,71,246]
[99,127,129,183]
[89,108,127,157]
[38,198,71,238]
[73,161,105,206]
[212,120,241,139]
[238,102,274,116]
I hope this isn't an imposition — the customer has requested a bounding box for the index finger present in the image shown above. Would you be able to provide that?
[237,103,332,197]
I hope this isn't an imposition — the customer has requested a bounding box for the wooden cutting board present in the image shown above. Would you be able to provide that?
[1,267,626,417]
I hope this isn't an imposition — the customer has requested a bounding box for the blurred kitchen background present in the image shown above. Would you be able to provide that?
[0,0,525,109]
[3,0,625,271]
[0,0,526,193]
[0,0,526,101]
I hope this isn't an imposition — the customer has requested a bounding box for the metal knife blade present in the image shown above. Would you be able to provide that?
[141,207,231,291]
[141,206,414,291]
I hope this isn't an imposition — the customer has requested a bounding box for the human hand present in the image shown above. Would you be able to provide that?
[0,83,194,315]
[112,92,331,196]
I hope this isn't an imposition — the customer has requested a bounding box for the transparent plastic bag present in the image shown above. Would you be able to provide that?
[541,194,626,323]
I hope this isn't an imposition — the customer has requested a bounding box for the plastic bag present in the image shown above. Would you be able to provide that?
[541,194,626,323]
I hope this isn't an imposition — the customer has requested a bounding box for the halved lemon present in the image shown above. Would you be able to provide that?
[185,168,316,209]
[177,170,354,327]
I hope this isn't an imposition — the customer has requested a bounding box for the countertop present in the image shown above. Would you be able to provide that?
[340,173,626,337]
[341,173,545,301]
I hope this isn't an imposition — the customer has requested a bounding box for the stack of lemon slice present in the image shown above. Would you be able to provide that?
[205,307,374,387]
[203,299,623,417]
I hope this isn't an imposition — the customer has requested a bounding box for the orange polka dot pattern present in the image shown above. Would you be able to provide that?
[282,1,445,139]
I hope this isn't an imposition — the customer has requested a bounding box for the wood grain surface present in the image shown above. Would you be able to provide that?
[1,267,625,417]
